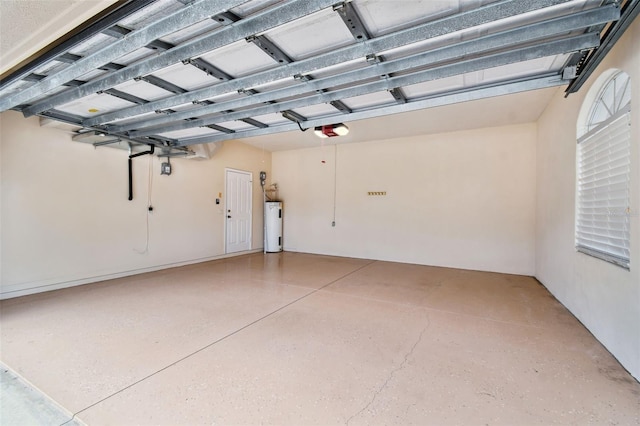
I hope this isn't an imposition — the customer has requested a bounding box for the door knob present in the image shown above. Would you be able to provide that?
[227,215,232,218]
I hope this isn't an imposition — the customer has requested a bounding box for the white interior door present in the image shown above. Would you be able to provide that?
[225,169,252,253]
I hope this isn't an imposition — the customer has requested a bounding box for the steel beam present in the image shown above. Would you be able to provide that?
[56,53,82,64]
[329,100,352,113]
[212,11,241,25]
[80,0,575,128]
[40,109,85,125]
[566,0,638,94]
[113,7,615,133]
[102,88,148,105]
[205,124,235,133]
[99,62,126,71]
[334,1,370,41]
[246,35,293,64]
[19,0,338,117]
[282,110,307,123]
[102,25,131,38]
[184,58,233,80]
[389,88,407,104]
[102,24,177,51]
[24,74,45,82]
[215,6,294,66]
[130,33,598,138]
[0,0,246,113]
[240,118,268,128]
[138,75,187,94]
[172,74,566,146]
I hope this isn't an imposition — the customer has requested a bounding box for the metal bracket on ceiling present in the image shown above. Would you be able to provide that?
[99,88,148,105]
[333,1,370,41]
[192,100,214,106]
[565,0,639,95]
[329,100,352,113]
[56,53,82,64]
[240,118,269,129]
[212,11,241,25]
[204,124,235,134]
[246,35,293,64]
[238,88,277,104]
[137,75,187,94]
[389,88,407,104]
[562,65,577,80]
[282,110,307,123]
[182,58,232,80]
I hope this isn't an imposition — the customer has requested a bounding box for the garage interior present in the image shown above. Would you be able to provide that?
[0,0,639,424]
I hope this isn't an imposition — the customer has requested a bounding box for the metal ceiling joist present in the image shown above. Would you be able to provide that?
[112,6,615,134]
[204,124,235,133]
[389,88,407,104]
[19,0,339,117]
[80,0,572,128]
[330,100,352,113]
[101,88,148,105]
[183,58,233,80]
[102,25,131,38]
[566,0,639,94]
[102,24,177,51]
[333,1,371,41]
[212,11,242,25]
[40,109,85,126]
[213,11,294,65]
[240,117,268,128]
[0,0,247,112]
[137,75,187,94]
[130,33,599,138]
[65,80,86,87]
[172,74,566,147]
[148,39,176,51]
[56,53,82,64]
[24,74,45,82]
[0,0,155,90]
[246,35,293,64]
[282,110,307,123]
[99,62,126,71]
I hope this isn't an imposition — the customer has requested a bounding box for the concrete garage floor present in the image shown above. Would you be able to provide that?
[1,252,638,425]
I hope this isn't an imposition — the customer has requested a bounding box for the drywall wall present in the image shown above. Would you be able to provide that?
[272,123,537,275]
[0,0,119,75]
[0,111,270,298]
[536,18,639,380]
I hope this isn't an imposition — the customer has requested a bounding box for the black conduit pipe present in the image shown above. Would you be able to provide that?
[128,145,155,201]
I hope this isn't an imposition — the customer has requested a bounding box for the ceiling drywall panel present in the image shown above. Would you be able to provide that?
[0,0,629,155]
[0,0,119,75]
[239,87,561,151]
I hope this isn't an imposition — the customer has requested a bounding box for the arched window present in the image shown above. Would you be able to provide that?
[576,70,631,269]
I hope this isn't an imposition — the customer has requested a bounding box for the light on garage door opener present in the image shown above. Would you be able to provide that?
[314,123,349,138]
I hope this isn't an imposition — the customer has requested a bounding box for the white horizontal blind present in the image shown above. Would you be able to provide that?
[576,108,631,269]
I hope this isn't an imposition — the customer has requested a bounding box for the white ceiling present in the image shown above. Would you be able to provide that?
[1,0,599,152]
[240,86,560,151]
[0,0,118,76]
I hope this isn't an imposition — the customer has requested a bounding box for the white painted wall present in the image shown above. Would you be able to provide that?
[273,123,537,275]
[0,111,270,298]
[536,18,640,380]
[0,0,119,75]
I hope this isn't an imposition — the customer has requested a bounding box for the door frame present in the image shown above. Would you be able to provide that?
[224,168,253,254]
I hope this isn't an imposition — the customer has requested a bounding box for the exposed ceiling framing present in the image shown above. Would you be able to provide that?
[0,0,637,154]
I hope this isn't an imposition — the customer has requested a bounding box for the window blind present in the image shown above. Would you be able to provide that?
[576,108,631,269]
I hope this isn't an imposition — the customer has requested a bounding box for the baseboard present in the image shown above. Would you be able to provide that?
[0,249,263,300]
